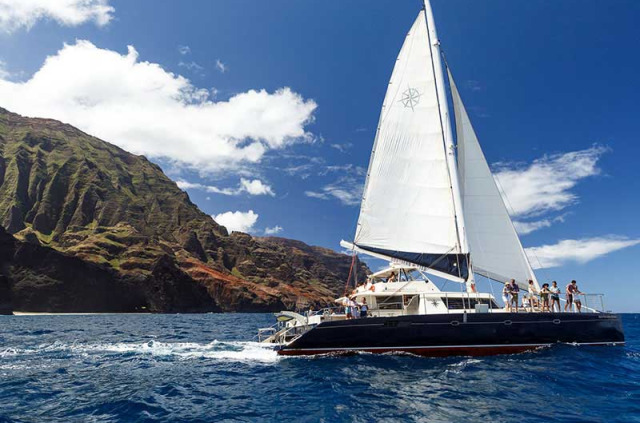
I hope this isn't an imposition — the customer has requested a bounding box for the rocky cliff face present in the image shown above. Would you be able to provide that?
[0,108,368,313]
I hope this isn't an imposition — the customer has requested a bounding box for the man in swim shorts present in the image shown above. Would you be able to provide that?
[565,280,582,312]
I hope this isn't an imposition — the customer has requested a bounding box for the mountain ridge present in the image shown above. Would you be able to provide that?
[0,107,368,313]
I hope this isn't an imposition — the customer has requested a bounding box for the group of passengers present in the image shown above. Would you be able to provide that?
[344,298,369,319]
[350,272,399,298]
[502,279,584,313]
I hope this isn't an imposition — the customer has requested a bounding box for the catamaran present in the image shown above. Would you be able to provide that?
[259,0,624,356]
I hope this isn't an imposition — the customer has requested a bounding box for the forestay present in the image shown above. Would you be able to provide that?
[449,70,538,290]
[353,11,468,280]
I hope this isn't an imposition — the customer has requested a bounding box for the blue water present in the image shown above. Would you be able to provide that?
[1,314,639,423]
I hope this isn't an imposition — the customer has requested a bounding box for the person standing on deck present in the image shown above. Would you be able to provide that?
[502,284,512,312]
[540,283,551,312]
[565,280,582,312]
[509,279,520,313]
[527,280,539,312]
[351,299,360,319]
[360,299,369,318]
[549,281,561,312]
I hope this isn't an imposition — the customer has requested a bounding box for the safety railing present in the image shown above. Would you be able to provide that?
[559,293,606,313]
[503,292,607,313]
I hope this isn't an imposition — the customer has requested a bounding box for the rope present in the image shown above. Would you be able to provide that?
[492,175,553,285]
[343,252,357,296]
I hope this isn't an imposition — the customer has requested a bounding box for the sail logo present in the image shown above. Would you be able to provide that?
[400,87,421,110]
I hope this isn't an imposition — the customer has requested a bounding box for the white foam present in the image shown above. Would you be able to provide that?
[1,340,280,364]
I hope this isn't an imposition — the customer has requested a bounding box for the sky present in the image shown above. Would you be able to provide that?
[0,0,639,311]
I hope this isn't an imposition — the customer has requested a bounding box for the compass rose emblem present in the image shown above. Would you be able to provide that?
[400,87,421,110]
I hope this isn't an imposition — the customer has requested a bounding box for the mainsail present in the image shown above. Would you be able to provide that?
[352,8,469,280]
[449,70,539,290]
[349,0,538,288]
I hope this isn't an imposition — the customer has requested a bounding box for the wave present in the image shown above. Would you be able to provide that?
[0,340,280,364]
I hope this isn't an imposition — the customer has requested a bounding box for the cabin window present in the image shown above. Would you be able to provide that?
[403,295,417,306]
[376,296,403,310]
[441,297,498,310]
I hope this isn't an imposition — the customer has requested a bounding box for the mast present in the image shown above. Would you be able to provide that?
[423,0,475,291]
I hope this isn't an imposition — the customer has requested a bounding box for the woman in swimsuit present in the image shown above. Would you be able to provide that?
[502,284,512,311]
[540,283,550,312]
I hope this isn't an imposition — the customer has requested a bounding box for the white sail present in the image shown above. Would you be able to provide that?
[449,70,539,290]
[353,10,469,280]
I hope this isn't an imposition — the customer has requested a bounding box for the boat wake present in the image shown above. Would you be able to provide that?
[0,340,280,364]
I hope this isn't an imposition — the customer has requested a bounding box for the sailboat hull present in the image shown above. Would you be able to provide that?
[276,312,625,357]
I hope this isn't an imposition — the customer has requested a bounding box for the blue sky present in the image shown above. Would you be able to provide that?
[0,0,639,311]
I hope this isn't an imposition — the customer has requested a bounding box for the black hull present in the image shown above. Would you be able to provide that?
[277,312,625,357]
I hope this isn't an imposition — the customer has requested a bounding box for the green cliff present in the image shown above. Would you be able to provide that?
[0,108,368,313]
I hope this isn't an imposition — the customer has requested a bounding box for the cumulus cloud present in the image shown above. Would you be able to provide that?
[0,0,114,32]
[525,236,640,269]
[0,40,317,175]
[240,179,274,196]
[264,225,283,235]
[213,210,258,233]
[494,146,606,218]
[178,45,191,55]
[176,178,274,196]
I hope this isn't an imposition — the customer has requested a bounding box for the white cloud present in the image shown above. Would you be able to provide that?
[213,210,258,233]
[304,191,329,200]
[304,165,365,206]
[178,45,191,55]
[177,178,274,196]
[178,61,204,74]
[494,146,607,217]
[330,142,353,153]
[525,236,640,269]
[305,175,363,206]
[513,219,553,235]
[264,225,283,235]
[466,80,483,91]
[513,215,568,236]
[215,59,227,73]
[175,180,203,190]
[0,60,9,79]
[0,41,317,175]
[0,0,114,32]
[240,178,274,196]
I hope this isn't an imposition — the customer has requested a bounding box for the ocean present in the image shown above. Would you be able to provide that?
[0,313,638,423]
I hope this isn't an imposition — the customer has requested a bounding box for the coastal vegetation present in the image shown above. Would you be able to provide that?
[0,108,367,314]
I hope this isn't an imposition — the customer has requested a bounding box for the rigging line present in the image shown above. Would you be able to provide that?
[423,7,465,257]
[343,251,357,296]
[492,173,551,284]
